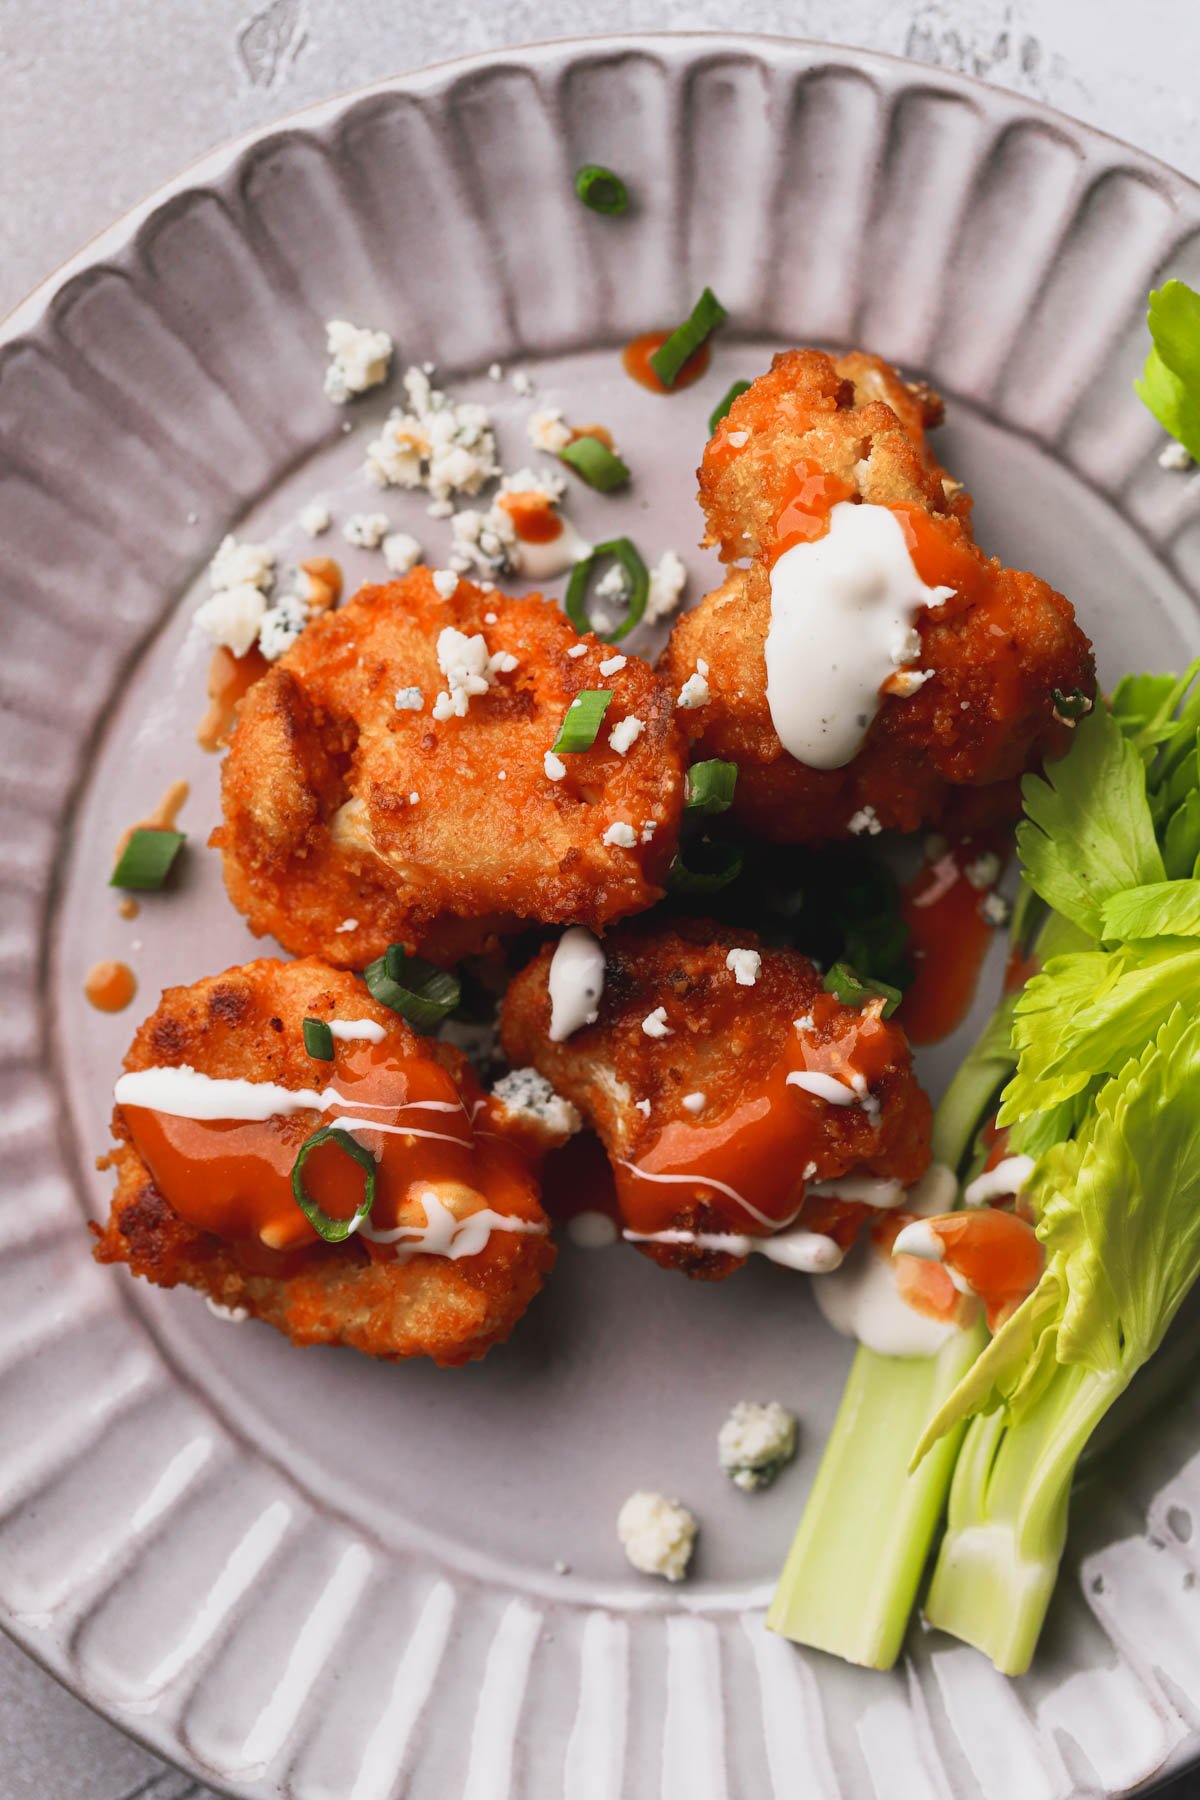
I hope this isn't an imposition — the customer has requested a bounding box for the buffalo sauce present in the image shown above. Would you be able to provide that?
[498,490,563,544]
[622,330,711,394]
[85,960,137,1013]
[769,461,856,561]
[920,1209,1044,1332]
[899,836,1010,1046]
[120,1040,532,1258]
[197,645,269,751]
[615,992,902,1238]
[870,1211,968,1327]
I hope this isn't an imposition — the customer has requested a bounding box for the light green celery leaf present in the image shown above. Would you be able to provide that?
[1009,1091,1095,1160]
[910,1280,1064,1464]
[1163,739,1199,813]
[1164,792,1200,879]
[1102,881,1200,938]
[1018,704,1163,937]
[1111,670,1181,747]
[1136,282,1200,458]
[999,941,1200,1123]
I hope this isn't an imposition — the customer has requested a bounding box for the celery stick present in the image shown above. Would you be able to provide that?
[767,1326,984,1666]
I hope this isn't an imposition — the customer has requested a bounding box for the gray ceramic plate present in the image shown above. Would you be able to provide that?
[3,31,1200,1800]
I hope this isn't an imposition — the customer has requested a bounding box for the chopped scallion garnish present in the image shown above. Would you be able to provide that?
[565,538,648,641]
[110,828,186,891]
[823,960,902,1018]
[708,380,750,435]
[302,1017,335,1060]
[667,838,744,895]
[1051,686,1094,721]
[685,759,738,814]
[559,435,631,492]
[650,287,728,388]
[291,1126,376,1242]
[574,164,629,215]
[363,945,461,1032]
[550,689,614,753]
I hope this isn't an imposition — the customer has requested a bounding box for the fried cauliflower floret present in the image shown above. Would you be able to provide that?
[500,921,931,1279]
[662,349,1093,842]
[92,958,555,1366]
[215,570,688,966]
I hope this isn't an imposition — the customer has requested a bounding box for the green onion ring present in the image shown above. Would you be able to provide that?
[574,164,629,215]
[558,434,631,492]
[110,827,186,891]
[550,688,614,753]
[302,1018,335,1061]
[364,945,461,1032]
[823,960,903,1019]
[667,838,744,895]
[650,287,728,388]
[291,1126,376,1243]
[685,759,738,815]
[565,538,649,642]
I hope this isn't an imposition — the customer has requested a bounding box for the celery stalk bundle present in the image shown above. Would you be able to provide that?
[771,661,1200,1675]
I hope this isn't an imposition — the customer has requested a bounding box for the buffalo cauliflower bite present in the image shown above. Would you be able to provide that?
[214,570,688,966]
[93,958,555,1366]
[500,920,931,1278]
[661,349,1094,843]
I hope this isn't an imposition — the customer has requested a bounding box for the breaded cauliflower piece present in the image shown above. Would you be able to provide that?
[661,349,1094,842]
[215,570,688,966]
[500,920,931,1278]
[93,958,555,1366]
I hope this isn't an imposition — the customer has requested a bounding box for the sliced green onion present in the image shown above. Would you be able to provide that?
[1052,686,1094,721]
[565,538,649,642]
[668,838,744,895]
[291,1125,376,1243]
[650,287,728,388]
[550,688,614,753]
[110,827,185,891]
[708,380,750,435]
[302,1017,334,1061]
[685,759,738,814]
[574,164,629,215]
[364,944,461,1032]
[559,435,630,492]
[823,960,902,1019]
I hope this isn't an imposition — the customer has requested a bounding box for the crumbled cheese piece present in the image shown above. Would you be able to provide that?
[298,501,331,538]
[394,686,424,711]
[717,1401,798,1493]
[511,369,534,397]
[409,791,420,804]
[888,668,932,697]
[602,821,638,848]
[640,820,657,844]
[794,1013,815,1032]
[598,654,627,676]
[641,1006,671,1038]
[645,550,688,624]
[366,366,499,504]
[383,531,423,575]
[342,512,392,550]
[726,948,762,987]
[432,569,460,600]
[498,770,507,781]
[488,362,504,382]
[726,429,749,447]
[964,851,1001,890]
[617,1491,697,1581]
[802,1159,818,1180]
[451,467,568,579]
[847,805,882,837]
[491,1066,581,1140]
[635,1098,652,1117]
[681,1091,706,1115]
[257,592,309,662]
[981,892,1011,926]
[323,319,394,404]
[608,714,644,755]
[336,917,358,933]
[567,643,588,659]
[484,611,497,624]
[677,667,711,709]
[595,563,629,602]
[209,534,274,594]
[193,584,267,658]
[430,627,514,719]
[527,407,573,453]
[544,751,567,781]
[1159,440,1193,470]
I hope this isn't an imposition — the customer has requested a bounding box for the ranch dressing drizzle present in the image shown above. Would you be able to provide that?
[765,502,954,769]
[548,927,606,1042]
[359,1188,547,1254]
[962,1153,1035,1208]
[623,1221,843,1273]
[328,1018,387,1043]
[813,1162,961,1355]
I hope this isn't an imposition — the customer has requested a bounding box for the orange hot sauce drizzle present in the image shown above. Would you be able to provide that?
[615,993,902,1238]
[121,1041,535,1259]
[621,330,711,394]
[85,960,137,1013]
[922,1208,1044,1332]
[497,491,563,544]
[898,830,1013,1047]
[197,645,269,752]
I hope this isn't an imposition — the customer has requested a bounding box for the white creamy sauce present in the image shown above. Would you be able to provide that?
[548,927,606,1042]
[358,1189,548,1257]
[808,1173,906,1209]
[812,1160,961,1356]
[785,1070,856,1107]
[327,1018,387,1043]
[115,1066,338,1121]
[963,1154,1035,1208]
[513,516,592,581]
[624,1222,843,1274]
[765,502,955,769]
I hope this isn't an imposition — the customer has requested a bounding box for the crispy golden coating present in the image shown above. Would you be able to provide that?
[93,958,555,1365]
[215,571,688,966]
[662,349,1094,842]
[500,920,931,1278]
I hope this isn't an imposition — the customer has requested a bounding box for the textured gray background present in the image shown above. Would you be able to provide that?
[2,1,1198,1795]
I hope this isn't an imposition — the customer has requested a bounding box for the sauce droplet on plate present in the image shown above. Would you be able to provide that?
[197,645,268,752]
[499,490,563,544]
[85,960,137,1013]
[622,330,711,394]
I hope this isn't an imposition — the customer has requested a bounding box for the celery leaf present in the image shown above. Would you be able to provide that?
[1136,281,1200,459]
